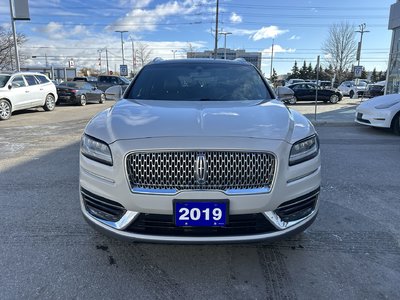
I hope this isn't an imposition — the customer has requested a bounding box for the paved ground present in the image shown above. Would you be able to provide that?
[289,96,364,125]
[0,100,399,299]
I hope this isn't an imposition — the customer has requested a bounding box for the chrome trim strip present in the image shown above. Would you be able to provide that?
[264,192,320,230]
[131,186,271,196]
[287,167,320,184]
[90,210,139,230]
[81,167,115,184]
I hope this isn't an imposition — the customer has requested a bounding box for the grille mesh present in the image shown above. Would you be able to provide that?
[126,151,275,191]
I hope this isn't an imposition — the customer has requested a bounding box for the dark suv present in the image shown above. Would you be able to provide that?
[96,75,130,92]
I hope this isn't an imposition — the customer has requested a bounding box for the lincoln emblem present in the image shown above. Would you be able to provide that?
[195,153,207,184]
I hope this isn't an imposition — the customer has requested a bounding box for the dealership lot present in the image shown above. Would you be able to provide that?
[0,102,399,299]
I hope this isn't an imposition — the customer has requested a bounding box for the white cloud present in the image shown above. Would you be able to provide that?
[230,12,242,24]
[119,0,153,7]
[289,35,300,40]
[108,1,198,32]
[41,22,63,34]
[262,45,296,57]
[222,27,257,36]
[35,22,89,40]
[251,26,288,41]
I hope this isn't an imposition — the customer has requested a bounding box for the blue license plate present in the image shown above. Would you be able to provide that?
[174,201,228,227]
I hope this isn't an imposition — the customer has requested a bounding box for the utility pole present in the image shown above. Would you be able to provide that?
[130,37,135,75]
[105,48,109,74]
[355,23,369,66]
[115,30,128,66]
[9,0,20,71]
[45,53,48,68]
[213,0,219,59]
[97,49,103,73]
[270,39,275,79]
[219,31,232,59]
[171,50,177,59]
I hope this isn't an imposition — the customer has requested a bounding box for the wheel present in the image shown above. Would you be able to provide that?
[329,94,339,104]
[99,93,106,104]
[0,99,12,120]
[349,90,355,98]
[391,113,400,135]
[288,96,297,105]
[79,95,87,106]
[43,94,56,111]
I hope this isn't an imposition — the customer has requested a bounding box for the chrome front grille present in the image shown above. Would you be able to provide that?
[126,151,276,193]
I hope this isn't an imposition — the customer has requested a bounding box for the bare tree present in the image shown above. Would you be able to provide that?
[0,28,27,71]
[322,22,357,84]
[136,42,153,67]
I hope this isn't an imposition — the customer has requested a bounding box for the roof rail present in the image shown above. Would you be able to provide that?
[151,57,163,63]
[234,58,247,63]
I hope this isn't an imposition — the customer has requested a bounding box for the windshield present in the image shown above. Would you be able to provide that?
[356,81,367,87]
[127,63,271,101]
[60,82,85,88]
[0,75,11,88]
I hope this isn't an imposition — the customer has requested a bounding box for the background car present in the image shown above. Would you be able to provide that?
[286,82,342,104]
[96,75,130,92]
[355,94,400,134]
[338,80,367,98]
[56,81,105,106]
[0,72,57,120]
[364,81,385,98]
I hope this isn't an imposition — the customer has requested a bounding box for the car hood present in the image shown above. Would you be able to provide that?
[358,94,400,108]
[85,99,314,144]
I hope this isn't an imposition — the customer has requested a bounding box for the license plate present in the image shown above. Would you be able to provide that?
[174,200,228,227]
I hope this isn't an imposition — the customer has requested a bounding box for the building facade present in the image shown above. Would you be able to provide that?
[387,0,400,94]
[187,48,262,70]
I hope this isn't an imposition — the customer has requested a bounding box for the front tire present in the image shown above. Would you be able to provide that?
[80,95,87,106]
[391,113,400,135]
[288,96,297,105]
[329,94,339,104]
[99,93,106,104]
[0,99,12,120]
[43,94,56,111]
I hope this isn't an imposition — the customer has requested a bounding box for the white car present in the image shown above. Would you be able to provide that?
[79,59,321,243]
[355,94,400,134]
[337,80,367,98]
[0,72,58,120]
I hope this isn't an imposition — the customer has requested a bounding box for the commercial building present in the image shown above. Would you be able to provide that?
[187,48,262,70]
[387,0,400,94]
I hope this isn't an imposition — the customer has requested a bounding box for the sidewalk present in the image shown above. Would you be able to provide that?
[290,97,363,126]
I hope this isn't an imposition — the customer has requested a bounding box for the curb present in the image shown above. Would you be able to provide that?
[310,120,356,126]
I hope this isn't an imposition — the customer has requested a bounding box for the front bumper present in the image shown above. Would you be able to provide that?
[79,137,321,243]
[355,108,392,128]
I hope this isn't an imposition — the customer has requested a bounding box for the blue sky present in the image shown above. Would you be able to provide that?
[0,0,394,75]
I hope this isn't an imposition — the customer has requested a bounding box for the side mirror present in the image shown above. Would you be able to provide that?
[105,85,123,101]
[8,84,12,90]
[276,86,294,102]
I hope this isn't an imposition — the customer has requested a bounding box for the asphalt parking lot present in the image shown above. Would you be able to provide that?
[0,100,399,299]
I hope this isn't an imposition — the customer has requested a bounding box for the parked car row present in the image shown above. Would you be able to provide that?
[284,82,342,104]
[0,72,126,120]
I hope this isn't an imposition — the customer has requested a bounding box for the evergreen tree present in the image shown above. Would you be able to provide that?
[370,68,377,82]
[307,63,314,80]
[289,61,300,79]
[360,68,368,79]
[299,60,308,79]
[378,71,386,81]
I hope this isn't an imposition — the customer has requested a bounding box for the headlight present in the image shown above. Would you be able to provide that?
[289,135,319,166]
[374,101,399,109]
[81,134,113,165]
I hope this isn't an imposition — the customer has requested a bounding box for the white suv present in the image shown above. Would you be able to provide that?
[0,72,58,120]
[338,80,367,98]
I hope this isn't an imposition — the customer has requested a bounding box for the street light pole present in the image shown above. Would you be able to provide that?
[213,0,219,59]
[115,30,128,66]
[171,50,177,59]
[218,31,232,59]
[8,0,20,71]
[270,38,275,79]
[355,23,369,67]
